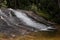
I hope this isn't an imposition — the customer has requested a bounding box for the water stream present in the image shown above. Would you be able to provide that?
[8,9,55,31]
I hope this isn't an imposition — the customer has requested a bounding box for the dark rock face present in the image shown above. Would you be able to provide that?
[0,8,56,37]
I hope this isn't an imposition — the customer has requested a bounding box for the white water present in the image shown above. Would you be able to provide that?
[9,9,55,31]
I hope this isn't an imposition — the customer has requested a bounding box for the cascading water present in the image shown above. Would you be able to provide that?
[9,8,56,31]
[0,8,56,36]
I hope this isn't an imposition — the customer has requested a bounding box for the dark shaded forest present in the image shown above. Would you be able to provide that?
[0,0,60,24]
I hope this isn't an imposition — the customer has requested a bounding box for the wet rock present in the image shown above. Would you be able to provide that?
[0,8,56,37]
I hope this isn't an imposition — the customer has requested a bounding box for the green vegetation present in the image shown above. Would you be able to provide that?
[0,0,7,8]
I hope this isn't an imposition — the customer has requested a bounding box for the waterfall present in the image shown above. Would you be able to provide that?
[9,9,55,31]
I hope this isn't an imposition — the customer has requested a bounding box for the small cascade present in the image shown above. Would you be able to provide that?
[9,8,56,31]
[0,8,56,36]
